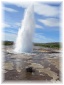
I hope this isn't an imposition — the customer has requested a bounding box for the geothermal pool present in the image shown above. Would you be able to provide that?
[3,46,61,82]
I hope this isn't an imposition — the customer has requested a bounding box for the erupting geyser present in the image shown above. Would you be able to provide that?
[14,5,35,53]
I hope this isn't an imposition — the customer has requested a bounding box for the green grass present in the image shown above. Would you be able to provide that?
[3,41,14,45]
[3,41,60,49]
[34,42,60,49]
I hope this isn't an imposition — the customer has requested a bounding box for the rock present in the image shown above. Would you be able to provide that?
[26,67,34,73]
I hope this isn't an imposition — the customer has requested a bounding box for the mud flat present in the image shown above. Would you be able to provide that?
[3,46,61,82]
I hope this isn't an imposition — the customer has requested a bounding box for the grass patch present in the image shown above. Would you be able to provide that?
[3,41,60,49]
[3,41,14,46]
[34,42,60,49]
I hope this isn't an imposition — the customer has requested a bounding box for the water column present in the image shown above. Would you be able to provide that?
[14,5,35,53]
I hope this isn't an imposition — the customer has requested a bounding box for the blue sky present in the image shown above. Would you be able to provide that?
[3,2,61,43]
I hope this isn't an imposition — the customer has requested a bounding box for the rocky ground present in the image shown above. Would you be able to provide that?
[3,46,61,82]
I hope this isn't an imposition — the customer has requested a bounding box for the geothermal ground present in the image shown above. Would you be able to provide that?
[3,46,61,82]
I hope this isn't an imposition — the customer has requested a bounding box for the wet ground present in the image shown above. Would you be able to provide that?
[3,46,61,82]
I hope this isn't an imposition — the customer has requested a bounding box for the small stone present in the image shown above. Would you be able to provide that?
[40,74,44,76]
[16,69,21,72]
[26,67,34,73]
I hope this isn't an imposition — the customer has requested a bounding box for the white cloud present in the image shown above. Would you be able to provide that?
[38,18,60,27]
[15,22,21,27]
[3,6,18,12]
[3,2,60,16]
[15,22,44,29]
[2,23,11,28]
[34,33,53,43]
[4,29,17,34]
[2,22,21,29]
[14,22,44,29]
[3,32,17,41]
[34,3,60,17]
[36,24,43,29]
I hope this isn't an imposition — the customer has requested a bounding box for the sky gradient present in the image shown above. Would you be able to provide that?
[3,2,61,43]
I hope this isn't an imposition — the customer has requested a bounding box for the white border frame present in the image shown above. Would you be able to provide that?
[0,0,63,85]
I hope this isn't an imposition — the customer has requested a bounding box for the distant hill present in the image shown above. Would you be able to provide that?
[2,41,60,49]
[34,42,60,49]
[3,41,14,45]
